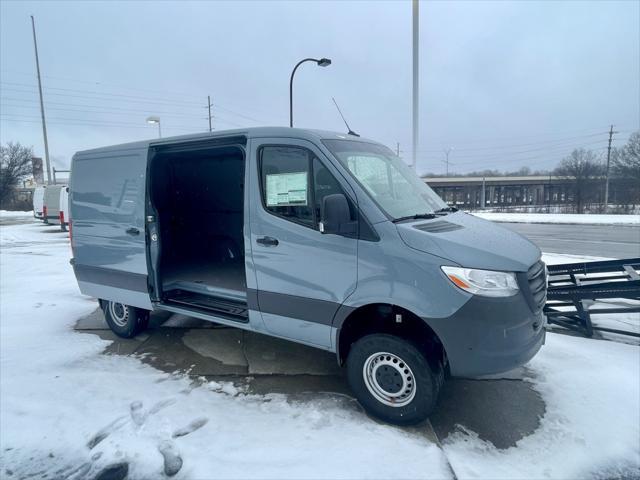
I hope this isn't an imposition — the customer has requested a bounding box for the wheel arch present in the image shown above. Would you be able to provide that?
[334,302,448,374]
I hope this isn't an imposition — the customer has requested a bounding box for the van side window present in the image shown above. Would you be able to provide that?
[260,146,314,227]
[313,157,354,224]
[260,146,355,231]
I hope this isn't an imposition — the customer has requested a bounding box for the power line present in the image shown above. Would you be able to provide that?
[0,113,204,130]
[438,145,611,168]
[416,131,610,153]
[422,125,629,146]
[0,69,206,101]
[1,83,270,124]
[418,139,609,160]
[0,97,250,128]
[0,81,203,106]
[0,85,205,109]
[1,79,274,122]
[1,101,204,119]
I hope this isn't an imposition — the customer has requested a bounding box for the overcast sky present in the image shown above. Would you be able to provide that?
[1,0,638,175]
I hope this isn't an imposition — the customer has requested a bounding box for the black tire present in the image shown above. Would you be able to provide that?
[346,334,441,425]
[101,300,149,338]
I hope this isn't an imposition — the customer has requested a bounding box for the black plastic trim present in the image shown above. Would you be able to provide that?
[248,288,344,326]
[74,264,148,293]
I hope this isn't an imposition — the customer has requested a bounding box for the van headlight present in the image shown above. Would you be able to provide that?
[441,266,519,297]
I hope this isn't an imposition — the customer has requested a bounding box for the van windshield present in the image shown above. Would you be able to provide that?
[322,139,447,220]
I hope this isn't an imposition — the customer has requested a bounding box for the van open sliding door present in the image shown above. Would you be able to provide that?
[70,145,151,310]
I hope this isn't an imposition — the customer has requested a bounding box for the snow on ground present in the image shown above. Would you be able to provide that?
[0,210,32,218]
[0,221,450,478]
[1,219,639,479]
[443,333,640,479]
[471,212,640,225]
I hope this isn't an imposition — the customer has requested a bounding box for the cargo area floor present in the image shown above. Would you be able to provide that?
[162,261,246,302]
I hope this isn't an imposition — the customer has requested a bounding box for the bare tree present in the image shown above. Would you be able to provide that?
[554,148,604,213]
[611,131,640,206]
[613,131,640,181]
[0,142,34,204]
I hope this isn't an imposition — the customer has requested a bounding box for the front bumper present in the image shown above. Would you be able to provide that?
[425,292,546,377]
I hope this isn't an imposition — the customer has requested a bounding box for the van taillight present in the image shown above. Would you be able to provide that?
[59,211,65,224]
[43,205,47,219]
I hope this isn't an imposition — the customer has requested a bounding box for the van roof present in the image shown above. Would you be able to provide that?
[74,127,379,156]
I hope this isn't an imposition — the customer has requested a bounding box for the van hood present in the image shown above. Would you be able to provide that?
[395,212,540,272]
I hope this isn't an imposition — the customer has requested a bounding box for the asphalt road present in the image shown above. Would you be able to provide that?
[500,222,640,259]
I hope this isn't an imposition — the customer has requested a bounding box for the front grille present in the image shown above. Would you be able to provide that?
[523,260,547,313]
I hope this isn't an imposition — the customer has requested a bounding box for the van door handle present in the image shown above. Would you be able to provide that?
[256,236,278,246]
[126,227,140,236]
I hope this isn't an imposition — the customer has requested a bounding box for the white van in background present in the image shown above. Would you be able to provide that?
[59,186,70,231]
[43,185,64,225]
[33,185,46,220]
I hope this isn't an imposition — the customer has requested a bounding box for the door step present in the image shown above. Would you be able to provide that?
[162,289,248,323]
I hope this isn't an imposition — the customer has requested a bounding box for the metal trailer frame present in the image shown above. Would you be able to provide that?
[544,258,640,338]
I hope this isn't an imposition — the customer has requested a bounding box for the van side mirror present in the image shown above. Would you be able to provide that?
[320,194,357,236]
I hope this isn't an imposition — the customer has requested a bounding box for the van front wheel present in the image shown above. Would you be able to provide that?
[346,334,440,425]
[101,300,149,338]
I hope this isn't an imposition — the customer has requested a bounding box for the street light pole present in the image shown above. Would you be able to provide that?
[412,0,419,171]
[146,116,161,138]
[30,15,51,185]
[289,57,331,128]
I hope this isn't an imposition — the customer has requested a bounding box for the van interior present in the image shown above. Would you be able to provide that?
[149,145,247,319]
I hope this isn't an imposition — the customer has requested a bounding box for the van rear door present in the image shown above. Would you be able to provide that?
[249,137,358,348]
[70,145,151,309]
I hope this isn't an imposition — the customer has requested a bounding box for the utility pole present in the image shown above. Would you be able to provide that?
[443,147,453,175]
[30,15,51,185]
[604,124,618,210]
[412,0,419,171]
[207,96,213,132]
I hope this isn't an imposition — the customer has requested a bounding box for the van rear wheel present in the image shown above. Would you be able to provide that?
[102,300,149,338]
[346,334,440,425]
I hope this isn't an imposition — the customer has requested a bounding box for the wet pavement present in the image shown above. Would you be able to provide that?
[76,307,545,450]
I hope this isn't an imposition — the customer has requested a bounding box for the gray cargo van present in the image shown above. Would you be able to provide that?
[70,127,546,424]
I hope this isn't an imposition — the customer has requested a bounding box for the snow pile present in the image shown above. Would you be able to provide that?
[0,220,450,478]
[471,212,640,225]
[443,334,640,479]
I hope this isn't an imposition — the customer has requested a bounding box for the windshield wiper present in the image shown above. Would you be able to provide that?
[392,213,437,223]
[434,206,459,215]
